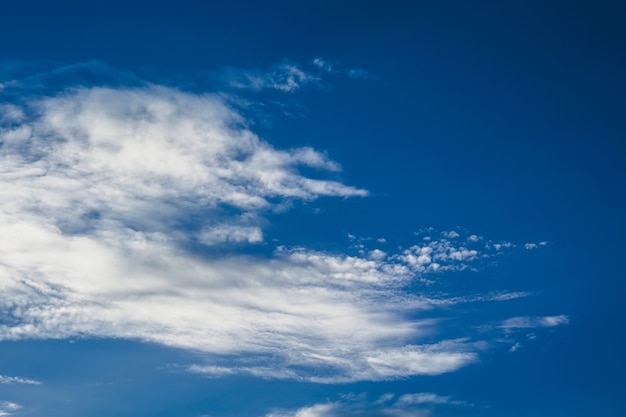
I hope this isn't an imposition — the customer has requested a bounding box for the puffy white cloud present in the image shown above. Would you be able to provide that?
[0,82,555,383]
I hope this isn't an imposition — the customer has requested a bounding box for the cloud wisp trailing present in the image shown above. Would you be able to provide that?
[499,315,570,330]
[224,63,319,93]
[0,73,562,383]
[221,58,371,93]
[266,391,471,417]
[0,374,41,385]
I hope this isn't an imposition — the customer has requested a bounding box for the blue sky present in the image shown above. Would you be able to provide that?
[0,1,624,416]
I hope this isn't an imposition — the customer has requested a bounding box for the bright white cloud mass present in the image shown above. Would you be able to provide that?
[0,83,559,383]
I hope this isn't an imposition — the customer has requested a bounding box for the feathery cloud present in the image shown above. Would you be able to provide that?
[0,374,41,385]
[266,391,470,417]
[500,315,570,330]
[0,402,20,417]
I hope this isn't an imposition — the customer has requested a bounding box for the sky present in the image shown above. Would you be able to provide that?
[0,1,625,416]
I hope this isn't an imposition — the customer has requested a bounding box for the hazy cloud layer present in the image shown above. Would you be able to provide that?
[0,81,561,382]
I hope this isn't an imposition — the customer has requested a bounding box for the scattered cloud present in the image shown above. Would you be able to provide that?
[524,241,549,250]
[312,58,333,72]
[468,234,480,242]
[509,342,522,352]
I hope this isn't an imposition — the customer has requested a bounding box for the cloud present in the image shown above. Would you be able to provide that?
[0,402,20,417]
[0,374,41,385]
[509,342,522,352]
[223,59,372,93]
[312,58,333,72]
[0,74,560,383]
[225,63,319,92]
[524,241,549,250]
[500,315,570,330]
[198,224,263,246]
[397,393,452,405]
[266,391,470,417]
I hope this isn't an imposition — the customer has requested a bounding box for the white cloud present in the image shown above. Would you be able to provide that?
[198,225,263,246]
[312,58,333,72]
[0,82,558,383]
[0,402,20,417]
[226,63,319,92]
[224,59,372,92]
[0,374,41,385]
[397,392,451,405]
[266,391,469,417]
[509,342,522,352]
[492,241,514,251]
[369,249,387,261]
[500,315,570,330]
[525,241,548,250]
[396,238,480,273]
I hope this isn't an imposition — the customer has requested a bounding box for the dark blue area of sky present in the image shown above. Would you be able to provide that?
[1,1,625,416]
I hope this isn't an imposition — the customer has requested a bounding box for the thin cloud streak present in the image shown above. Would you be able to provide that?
[500,315,570,330]
[266,391,470,417]
[0,374,41,385]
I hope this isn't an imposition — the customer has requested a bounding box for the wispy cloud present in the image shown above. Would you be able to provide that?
[500,315,570,330]
[225,63,319,92]
[397,392,453,405]
[0,374,41,385]
[524,241,549,250]
[266,391,470,417]
[0,70,562,383]
[223,58,372,93]
[0,402,20,417]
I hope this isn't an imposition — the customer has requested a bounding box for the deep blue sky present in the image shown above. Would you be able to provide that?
[1,1,625,416]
